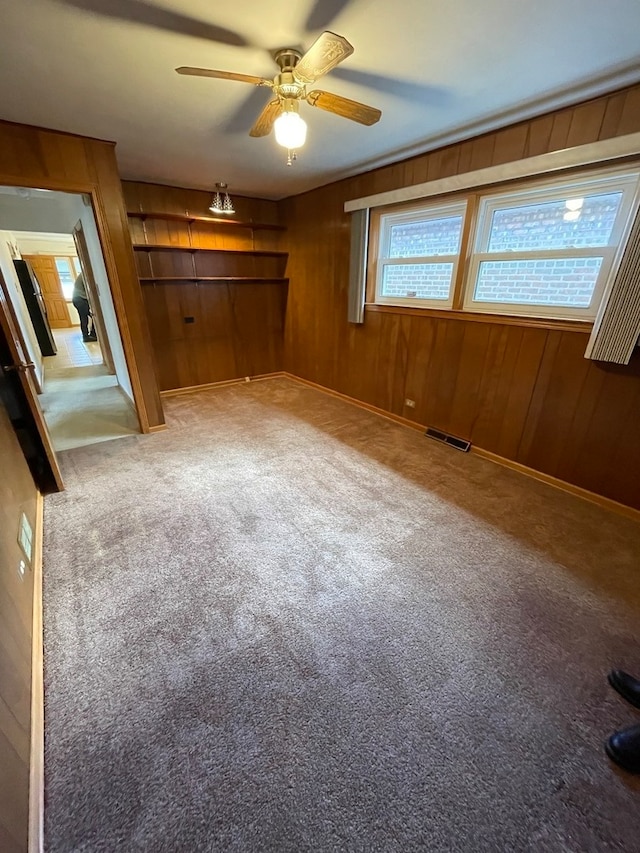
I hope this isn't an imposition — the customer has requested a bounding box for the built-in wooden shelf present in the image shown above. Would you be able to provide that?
[132,244,287,257]
[139,276,289,284]
[127,211,285,231]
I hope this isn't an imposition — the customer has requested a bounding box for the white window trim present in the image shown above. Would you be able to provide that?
[375,199,467,309]
[464,168,640,321]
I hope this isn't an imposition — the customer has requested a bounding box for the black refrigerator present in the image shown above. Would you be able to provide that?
[13,259,57,356]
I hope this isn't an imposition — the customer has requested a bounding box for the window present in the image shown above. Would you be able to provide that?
[466,171,640,320]
[55,256,81,299]
[372,166,640,322]
[375,200,467,308]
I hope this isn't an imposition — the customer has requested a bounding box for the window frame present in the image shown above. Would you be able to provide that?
[369,164,640,324]
[464,169,640,321]
[374,198,468,310]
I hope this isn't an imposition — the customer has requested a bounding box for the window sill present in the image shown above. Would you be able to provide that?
[364,303,593,333]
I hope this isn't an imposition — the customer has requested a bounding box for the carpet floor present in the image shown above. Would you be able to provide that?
[40,364,139,452]
[43,377,640,852]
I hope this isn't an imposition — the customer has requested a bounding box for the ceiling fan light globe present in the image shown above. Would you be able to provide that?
[274,112,307,150]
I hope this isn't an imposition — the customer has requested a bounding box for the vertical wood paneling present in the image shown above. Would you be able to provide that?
[492,328,546,460]
[0,121,164,431]
[124,182,287,391]
[0,396,38,852]
[141,279,287,390]
[565,100,607,147]
[524,115,554,157]
[283,82,640,509]
[519,332,593,476]
[447,322,493,438]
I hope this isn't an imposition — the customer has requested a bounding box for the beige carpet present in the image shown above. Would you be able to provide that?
[43,377,640,851]
[40,364,139,451]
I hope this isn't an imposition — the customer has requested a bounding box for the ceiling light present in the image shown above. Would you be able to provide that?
[274,100,307,164]
[209,182,235,215]
[274,111,307,149]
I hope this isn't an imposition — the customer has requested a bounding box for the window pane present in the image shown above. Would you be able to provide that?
[382,263,454,300]
[487,192,623,252]
[389,215,463,258]
[55,258,75,299]
[474,258,602,307]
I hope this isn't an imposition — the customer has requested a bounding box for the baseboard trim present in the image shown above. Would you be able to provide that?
[283,373,640,522]
[282,373,427,433]
[147,423,167,434]
[471,447,640,523]
[160,372,287,398]
[29,492,44,853]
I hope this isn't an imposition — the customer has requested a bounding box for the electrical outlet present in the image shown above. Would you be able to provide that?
[405,399,416,408]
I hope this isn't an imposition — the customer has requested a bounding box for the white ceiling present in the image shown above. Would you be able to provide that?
[1,0,639,200]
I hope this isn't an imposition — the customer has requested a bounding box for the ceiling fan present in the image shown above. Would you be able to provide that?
[176,31,382,162]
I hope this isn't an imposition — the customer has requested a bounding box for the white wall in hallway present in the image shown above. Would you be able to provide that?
[70,196,134,404]
[0,231,44,388]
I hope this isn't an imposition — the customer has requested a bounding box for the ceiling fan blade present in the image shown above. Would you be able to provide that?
[249,99,283,137]
[293,31,354,85]
[305,0,355,31]
[52,0,249,46]
[306,90,381,126]
[176,67,272,87]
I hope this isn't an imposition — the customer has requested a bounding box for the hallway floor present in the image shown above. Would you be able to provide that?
[40,327,139,451]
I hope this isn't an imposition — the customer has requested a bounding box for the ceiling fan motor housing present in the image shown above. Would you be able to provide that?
[274,50,304,99]
[274,49,301,73]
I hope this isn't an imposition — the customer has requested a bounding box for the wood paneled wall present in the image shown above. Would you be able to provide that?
[282,85,640,510]
[0,121,164,430]
[0,398,38,852]
[123,182,287,390]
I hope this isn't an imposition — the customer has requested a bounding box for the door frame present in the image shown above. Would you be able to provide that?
[0,174,158,434]
[0,267,63,492]
[72,219,117,374]
[0,267,43,394]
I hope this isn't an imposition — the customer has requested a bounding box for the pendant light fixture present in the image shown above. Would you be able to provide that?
[209,182,235,215]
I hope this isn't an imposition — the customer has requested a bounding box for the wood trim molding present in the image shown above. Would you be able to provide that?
[88,184,152,433]
[471,447,640,523]
[344,132,640,212]
[282,373,427,433]
[29,492,44,853]
[364,303,592,333]
[282,373,640,522]
[159,372,287,398]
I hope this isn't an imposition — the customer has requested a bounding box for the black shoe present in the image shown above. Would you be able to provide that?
[608,670,640,710]
[83,334,97,342]
[605,724,640,774]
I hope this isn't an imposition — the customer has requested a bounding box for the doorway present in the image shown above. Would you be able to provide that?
[0,186,140,453]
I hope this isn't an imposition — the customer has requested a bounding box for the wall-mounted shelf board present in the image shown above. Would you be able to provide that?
[127,211,285,231]
[139,276,289,283]
[132,244,287,257]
